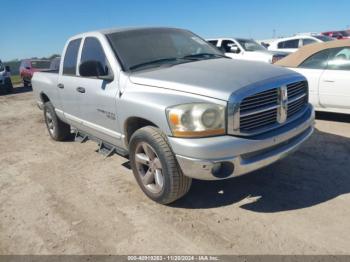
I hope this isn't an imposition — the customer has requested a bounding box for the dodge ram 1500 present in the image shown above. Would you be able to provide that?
[32,27,315,204]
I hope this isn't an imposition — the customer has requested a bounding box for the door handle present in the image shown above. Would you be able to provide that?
[323,80,335,83]
[76,87,86,93]
[57,83,64,89]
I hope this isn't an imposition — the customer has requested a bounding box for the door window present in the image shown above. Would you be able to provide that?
[302,38,317,46]
[299,49,330,69]
[80,37,110,76]
[220,40,240,53]
[63,38,82,76]
[207,40,218,46]
[327,47,350,70]
[277,39,299,49]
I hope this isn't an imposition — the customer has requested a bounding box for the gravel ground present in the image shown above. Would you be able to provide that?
[0,86,350,255]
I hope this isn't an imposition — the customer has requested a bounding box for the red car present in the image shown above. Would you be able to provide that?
[19,59,51,87]
[322,30,350,40]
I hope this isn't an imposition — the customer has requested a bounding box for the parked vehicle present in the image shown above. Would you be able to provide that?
[19,59,51,86]
[207,37,287,63]
[0,60,13,93]
[268,35,333,53]
[32,27,314,204]
[322,30,350,40]
[49,57,61,71]
[276,40,350,114]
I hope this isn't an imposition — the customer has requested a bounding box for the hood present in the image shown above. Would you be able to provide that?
[129,58,295,101]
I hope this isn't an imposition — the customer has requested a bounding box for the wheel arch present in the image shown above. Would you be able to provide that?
[40,92,50,103]
[124,117,159,147]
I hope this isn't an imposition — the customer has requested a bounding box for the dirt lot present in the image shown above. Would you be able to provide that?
[1,86,350,255]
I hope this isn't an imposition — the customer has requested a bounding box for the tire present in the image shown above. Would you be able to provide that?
[23,79,28,87]
[129,126,192,204]
[5,78,13,93]
[43,101,71,141]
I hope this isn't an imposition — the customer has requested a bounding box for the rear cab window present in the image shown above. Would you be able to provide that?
[31,60,50,69]
[63,38,82,76]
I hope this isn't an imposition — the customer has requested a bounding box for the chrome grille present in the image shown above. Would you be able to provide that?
[287,81,308,118]
[240,88,278,112]
[240,88,278,132]
[230,80,308,136]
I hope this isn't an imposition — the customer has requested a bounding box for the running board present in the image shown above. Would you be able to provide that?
[73,129,128,158]
[97,142,116,158]
[75,130,88,143]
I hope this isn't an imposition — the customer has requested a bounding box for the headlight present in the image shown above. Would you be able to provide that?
[166,103,226,138]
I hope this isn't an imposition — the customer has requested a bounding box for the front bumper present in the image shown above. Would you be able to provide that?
[169,104,314,180]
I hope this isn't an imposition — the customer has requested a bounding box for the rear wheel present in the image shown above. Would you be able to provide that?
[43,101,71,141]
[129,126,192,204]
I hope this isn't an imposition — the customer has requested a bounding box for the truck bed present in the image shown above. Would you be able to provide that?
[32,71,60,109]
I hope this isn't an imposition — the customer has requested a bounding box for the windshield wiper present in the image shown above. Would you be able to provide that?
[129,57,180,70]
[182,53,228,60]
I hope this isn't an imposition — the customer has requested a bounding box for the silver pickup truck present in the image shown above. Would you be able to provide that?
[32,27,315,204]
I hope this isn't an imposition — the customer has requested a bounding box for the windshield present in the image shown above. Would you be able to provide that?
[314,35,334,42]
[106,28,224,71]
[31,60,51,69]
[236,39,266,51]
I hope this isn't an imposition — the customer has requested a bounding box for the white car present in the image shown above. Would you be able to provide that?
[268,35,333,54]
[207,37,287,63]
[276,40,350,114]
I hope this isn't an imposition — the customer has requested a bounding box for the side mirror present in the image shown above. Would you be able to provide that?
[79,60,114,81]
[5,66,10,72]
[230,46,240,53]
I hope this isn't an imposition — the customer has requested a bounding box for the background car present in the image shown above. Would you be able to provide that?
[49,57,61,71]
[19,59,51,87]
[276,40,350,114]
[0,60,13,93]
[267,34,333,53]
[322,30,350,40]
[207,37,287,63]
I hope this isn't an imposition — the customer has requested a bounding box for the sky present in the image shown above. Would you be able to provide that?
[1,0,349,61]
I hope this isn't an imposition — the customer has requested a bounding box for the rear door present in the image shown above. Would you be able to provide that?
[57,38,83,127]
[319,47,350,109]
[75,36,122,146]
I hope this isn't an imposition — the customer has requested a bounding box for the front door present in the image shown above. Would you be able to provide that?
[75,37,122,146]
[292,48,330,107]
[319,47,350,109]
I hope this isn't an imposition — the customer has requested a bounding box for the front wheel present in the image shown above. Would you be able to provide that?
[129,126,192,204]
